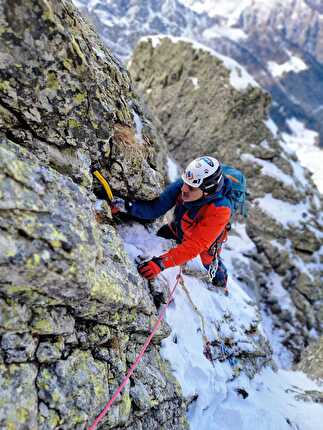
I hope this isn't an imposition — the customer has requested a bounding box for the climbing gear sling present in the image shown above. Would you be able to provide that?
[93,170,114,201]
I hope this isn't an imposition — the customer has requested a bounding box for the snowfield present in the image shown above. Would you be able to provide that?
[119,222,323,430]
[267,54,308,78]
[281,118,323,194]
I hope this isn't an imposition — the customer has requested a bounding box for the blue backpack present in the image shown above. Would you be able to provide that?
[222,164,247,223]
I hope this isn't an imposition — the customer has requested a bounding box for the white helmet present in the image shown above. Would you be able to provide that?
[182,156,223,192]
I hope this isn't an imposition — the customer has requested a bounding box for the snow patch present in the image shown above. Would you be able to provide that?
[203,26,248,42]
[179,0,286,21]
[256,193,309,227]
[93,47,107,60]
[281,118,323,193]
[167,156,180,182]
[241,153,296,188]
[189,77,199,89]
[268,53,308,77]
[132,109,144,144]
[264,118,279,137]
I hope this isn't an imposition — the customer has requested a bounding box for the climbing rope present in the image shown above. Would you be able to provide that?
[179,275,214,364]
[87,269,183,430]
[180,280,208,344]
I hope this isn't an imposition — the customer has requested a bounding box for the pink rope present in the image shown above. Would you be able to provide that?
[88,271,182,430]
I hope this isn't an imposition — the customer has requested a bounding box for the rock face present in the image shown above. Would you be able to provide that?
[296,336,323,380]
[0,1,186,429]
[294,335,323,404]
[129,36,323,363]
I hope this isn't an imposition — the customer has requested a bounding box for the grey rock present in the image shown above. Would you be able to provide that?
[31,307,75,335]
[280,309,293,323]
[1,333,38,363]
[37,350,110,427]
[130,380,151,411]
[295,273,323,302]
[270,303,282,315]
[0,363,38,429]
[293,228,321,254]
[36,337,64,363]
[0,1,186,428]
[296,336,323,380]
[0,298,31,334]
[38,402,61,430]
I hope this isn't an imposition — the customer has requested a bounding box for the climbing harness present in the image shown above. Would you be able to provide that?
[87,269,183,430]
[93,170,114,201]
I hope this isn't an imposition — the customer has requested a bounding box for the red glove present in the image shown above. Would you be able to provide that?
[138,257,163,280]
[110,198,128,216]
[137,254,175,280]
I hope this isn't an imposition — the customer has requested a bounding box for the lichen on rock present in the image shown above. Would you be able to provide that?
[0,1,186,428]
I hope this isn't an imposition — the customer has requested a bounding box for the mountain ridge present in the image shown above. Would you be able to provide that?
[73,0,323,148]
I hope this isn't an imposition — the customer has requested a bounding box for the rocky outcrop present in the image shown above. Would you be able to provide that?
[129,36,323,362]
[296,336,323,380]
[0,1,186,429]
[294,335,323,403]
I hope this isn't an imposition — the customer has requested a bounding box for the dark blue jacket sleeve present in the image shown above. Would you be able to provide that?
[127,179,183,220]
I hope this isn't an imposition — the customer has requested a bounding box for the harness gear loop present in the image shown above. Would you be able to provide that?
[87,267,182,430]
[93,170,114,201]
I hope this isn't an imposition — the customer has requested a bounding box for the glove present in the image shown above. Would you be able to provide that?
[110,197,128,215]
[137,254,175,280]
[138,257,164,280]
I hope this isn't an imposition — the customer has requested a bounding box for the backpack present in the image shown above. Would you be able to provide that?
[222,164,247,223]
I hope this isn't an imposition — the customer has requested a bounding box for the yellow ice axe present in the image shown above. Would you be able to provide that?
[93,170,114,201]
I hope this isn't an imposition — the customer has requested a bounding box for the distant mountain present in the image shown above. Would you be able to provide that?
[73,0,323,147]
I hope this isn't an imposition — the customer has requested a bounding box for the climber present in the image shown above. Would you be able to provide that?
[111,156,232,293]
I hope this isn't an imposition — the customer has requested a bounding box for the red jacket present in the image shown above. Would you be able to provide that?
[128,178,232,268]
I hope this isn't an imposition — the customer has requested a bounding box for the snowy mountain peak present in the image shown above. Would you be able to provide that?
[179,0,288,18]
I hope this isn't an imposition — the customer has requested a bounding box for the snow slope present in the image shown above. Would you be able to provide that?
[119,221,323,430]
[282,118,323,193]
